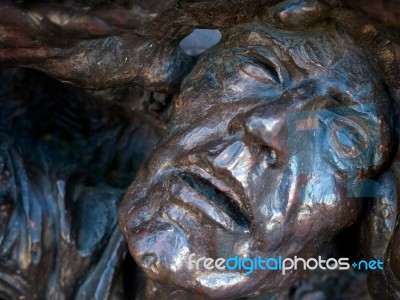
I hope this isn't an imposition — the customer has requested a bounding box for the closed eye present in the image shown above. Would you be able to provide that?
[240,55,281,84]
[236,45,285,85]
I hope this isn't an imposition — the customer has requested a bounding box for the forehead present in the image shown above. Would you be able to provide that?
[183,23,385,102]
[176,21,391,125]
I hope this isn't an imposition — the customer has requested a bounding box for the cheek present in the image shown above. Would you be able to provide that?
[295,198,361,235]
[253,171,362,245]
[292,175,362,238]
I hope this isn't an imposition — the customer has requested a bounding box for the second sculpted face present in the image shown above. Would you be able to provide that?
[120,23,393,298]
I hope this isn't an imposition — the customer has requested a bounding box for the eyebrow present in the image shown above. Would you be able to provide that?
[247,29,285,54]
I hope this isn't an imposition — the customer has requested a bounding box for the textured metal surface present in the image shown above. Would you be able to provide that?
[0,0,399,299]
[0,69,164,299]
[119,2,400,299]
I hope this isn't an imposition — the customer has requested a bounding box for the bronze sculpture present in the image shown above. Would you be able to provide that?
[119,15,400,300]
[0,0,400,299]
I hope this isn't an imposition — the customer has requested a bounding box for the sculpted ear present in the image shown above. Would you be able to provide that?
[360,165,400,299]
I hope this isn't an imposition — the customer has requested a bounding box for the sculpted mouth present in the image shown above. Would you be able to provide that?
[172,170,251,231]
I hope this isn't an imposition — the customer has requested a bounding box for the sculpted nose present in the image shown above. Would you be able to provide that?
[228,105,286,158]
[207,105,287,184]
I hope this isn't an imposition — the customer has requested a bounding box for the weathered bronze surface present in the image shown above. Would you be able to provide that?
[1,0,400,299]
[0,68,167,299]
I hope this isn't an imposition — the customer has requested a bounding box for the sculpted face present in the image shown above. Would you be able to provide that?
[119,23,393,298]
